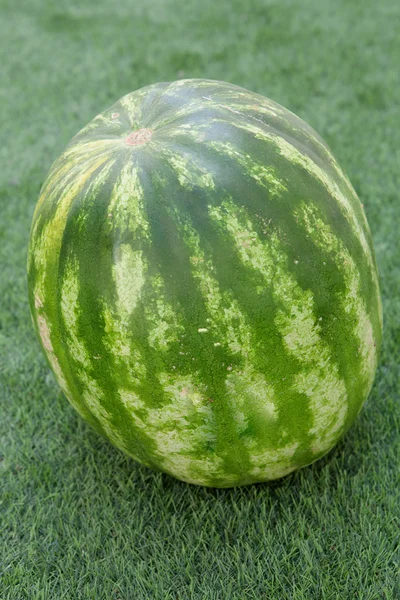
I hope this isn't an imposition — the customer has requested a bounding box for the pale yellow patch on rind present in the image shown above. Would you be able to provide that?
[34,308,73,409]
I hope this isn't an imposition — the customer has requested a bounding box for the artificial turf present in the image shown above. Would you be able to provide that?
[1,0,399,598]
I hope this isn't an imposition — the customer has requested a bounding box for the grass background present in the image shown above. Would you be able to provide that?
[1,0,399,598]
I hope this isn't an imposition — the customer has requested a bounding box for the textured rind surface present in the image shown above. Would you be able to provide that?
[27,78,382,487]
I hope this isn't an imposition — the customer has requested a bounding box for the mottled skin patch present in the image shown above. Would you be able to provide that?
[27,78,382,487]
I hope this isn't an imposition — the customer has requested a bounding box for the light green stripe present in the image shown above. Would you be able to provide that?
[201,94,283,122]
[118,86,152,127]
[100,163,151,398]
[113,245,146,316]
[157,147,215,189]
[180,218,252,357]
[160,128,287,197]
[151,98,208,129]
[119,375,222,486]
[246,443,299,480]
[157,122,207,143]
[31,157,115,319]
[102,304,147,387]
[108,161,149,235]
[209,199,348,454]
[102,249,148,384]
[297,202,379,393]
[209,139,287,196]
[145,275,185,351]
[60,258,140,456]
[61,262,92,368]
[59,139,119,166]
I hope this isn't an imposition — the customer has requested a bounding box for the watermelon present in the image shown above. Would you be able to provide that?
[27,79,382,487]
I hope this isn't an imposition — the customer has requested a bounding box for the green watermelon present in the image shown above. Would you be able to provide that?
[27,79,382,487]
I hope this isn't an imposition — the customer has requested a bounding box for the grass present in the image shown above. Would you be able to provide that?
[1,0,400,597]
